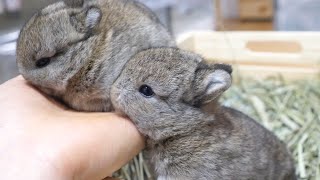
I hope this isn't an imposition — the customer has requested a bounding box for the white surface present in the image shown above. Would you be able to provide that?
[5,0,22,12]
[276,0,320,30]
[0,41,16,55]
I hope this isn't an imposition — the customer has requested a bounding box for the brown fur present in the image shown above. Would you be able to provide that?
[111,48,296,180]
[17,0,175,111]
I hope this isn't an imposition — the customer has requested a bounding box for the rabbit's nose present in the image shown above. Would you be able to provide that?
[110,87,119,100]
[110,86,123,106]
[115,92,123,102]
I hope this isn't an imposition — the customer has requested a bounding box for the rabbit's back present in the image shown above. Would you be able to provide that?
[149,107,295,180]
[220,107,295,179]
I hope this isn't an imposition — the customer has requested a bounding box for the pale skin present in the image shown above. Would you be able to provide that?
[0,76,145,180]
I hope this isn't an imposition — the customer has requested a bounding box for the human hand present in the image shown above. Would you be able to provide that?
[0,76,145,180]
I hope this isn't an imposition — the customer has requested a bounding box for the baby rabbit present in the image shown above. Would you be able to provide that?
[17,0,175,112]
[110,48,296,180]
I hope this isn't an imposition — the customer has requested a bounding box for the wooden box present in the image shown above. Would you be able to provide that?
[177,31,320,81]
[239,0,274,20]
[214,0,274,31]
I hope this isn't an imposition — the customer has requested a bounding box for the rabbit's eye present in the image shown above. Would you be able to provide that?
[139,85,155,97]
[36,58,51,68]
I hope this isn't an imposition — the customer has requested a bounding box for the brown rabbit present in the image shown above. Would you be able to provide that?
[17,0,175,112]
[110,48,296,180]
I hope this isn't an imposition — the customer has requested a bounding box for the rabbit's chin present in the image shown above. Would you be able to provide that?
[35,85,64,100]
[64,97,114,112]
[111,99,127,117]
[114,109,129,119]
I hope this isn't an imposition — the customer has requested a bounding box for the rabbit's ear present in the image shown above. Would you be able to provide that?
[70,7,102,33]
[64,0,84,7]
[190,63,232,106]
[84,7,102,29]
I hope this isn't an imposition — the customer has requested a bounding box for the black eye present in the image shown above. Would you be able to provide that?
[36,58,51,68]
[139,85,155,97]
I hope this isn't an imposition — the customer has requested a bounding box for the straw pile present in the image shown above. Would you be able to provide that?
[114,77,320,180]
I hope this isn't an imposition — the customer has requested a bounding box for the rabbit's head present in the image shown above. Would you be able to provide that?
[111,48,232,139]
[17,0,102,97]
[17,0,175,112]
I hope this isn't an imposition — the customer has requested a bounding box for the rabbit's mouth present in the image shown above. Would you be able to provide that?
[110,85,130,117]
[114,109,129,119]
[110,86,123,109]
[36,85,64,99]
